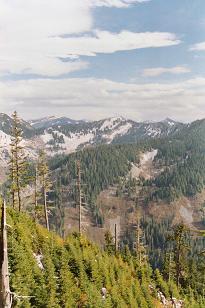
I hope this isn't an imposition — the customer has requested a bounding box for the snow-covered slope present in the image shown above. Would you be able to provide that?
[38,117,133,154]
[0,113,185,161]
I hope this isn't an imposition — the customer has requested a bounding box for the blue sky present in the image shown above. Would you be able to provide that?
[74,0,205,82]
[1,0,205,122]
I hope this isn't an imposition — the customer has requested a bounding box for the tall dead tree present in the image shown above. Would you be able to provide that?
[76,160,82,235]
[55,176,66,239]
[38,150,51,231]
[114,224,118,254]
[34,165,38,220]
[0,199,12,308]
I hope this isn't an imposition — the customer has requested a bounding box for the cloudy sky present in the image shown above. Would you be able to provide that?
[0,0,205,122]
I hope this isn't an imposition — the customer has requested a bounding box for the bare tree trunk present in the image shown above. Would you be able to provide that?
[176,247,180,287]
[0,200,12,307]
[136,216,141,265]
[34,166,38,220]
[77,161,82,235]
[168,252,172,283]
[17,184,21,212]
[12,191,15,210]
[11,160,15,209]
[114,224,118,254]
[15,140,21,212]
[44,188,49,231]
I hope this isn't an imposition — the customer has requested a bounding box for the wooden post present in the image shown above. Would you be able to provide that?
[0,199,12,307]
[77,161,82,235]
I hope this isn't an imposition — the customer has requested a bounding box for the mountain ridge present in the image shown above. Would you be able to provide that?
[0,113,186,154]
[0,113,193,183]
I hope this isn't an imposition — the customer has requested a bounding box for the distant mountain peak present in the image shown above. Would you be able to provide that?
[163,117,176,124]
[29,116,84,129]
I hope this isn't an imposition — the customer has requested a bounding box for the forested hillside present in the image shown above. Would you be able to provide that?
[49,143,148,203]
[147,119,205,202]
[5,209,165,307]
[4,208,205,307]
[49,118,205,206]
[1,112,205,307]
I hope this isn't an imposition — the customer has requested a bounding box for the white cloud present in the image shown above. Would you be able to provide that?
[91,0,149,8]
[0,0,92,76]
[190,42,205,51]
[0,0,179,77]
[143,66,190,77]
[1,77,205,122]
[52,31,180,58]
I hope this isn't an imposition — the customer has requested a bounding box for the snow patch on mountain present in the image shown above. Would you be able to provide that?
[146,126,162,137]
[179,205,193,226]
[0,130,11,147]
[140,149,158,165]
[41,132,53,143]
[100,117,125,131]
[130,149,158,180]
[61,132,95,154]
[103,123,132,143]
[43,131,95,155]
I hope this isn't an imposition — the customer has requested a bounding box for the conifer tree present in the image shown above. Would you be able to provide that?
[163,250,175,283]
[38,150,51,231]
[104,230,115,254]
[168,224,190,287]
[9,111,28,211]
[135,210,146,266]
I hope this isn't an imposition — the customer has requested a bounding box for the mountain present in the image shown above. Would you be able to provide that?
[47,118,205,250]
[2,116,205,306]
[36,116,185,152]
[0,113,34,137]
[27,116,186,152]
[112,118,184,144]
[29,116,84,129]
[0,114,185,165]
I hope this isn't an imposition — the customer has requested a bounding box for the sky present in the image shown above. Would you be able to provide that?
[0,0,205,122]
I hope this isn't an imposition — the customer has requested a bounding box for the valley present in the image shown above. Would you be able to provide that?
[1,112,205,307]
[1,113,205,239]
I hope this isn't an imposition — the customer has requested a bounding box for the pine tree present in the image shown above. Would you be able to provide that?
[9,111,28,211]
[38,150,52,231]
[104,230,115,255]
[163,250,175,283]
[168,224,190,287]
[135,210,146,266]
